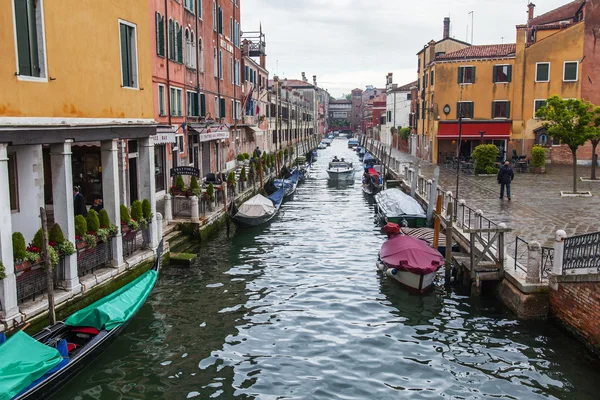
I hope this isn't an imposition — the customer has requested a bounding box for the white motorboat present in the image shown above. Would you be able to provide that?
[318,141,327,149]
[326,159,354,181]
[323,138,333,146]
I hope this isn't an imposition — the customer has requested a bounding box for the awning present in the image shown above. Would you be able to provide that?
[248,126,264,135]
[438,121,511,140]
[189,124,230,142]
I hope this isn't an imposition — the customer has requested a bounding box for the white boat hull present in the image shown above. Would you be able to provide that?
[327,170,354,181]
[376,261,437,293]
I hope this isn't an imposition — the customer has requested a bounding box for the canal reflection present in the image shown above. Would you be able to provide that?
[57,139,600,400]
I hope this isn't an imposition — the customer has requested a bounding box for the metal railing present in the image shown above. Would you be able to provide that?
[563,231,600,272]
[122,229,146,258]
[514,236,529,274]
[16,262,62,304]
[77,239,113,277]
[541,247,554,278]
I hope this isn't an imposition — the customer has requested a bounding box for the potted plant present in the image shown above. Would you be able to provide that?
[206,182,215,211]
[85,210,101,249]
[472,144,499,176]
[12,232,29,271]
[248,163,255,185]
[243,153,251,166]
[227,171,237,196]
[190,176,201,198]
[237,153,246,167]
[49,223,76,257]
[531,146,546,173]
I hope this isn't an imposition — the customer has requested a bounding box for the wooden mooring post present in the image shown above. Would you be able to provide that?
[40,207,56,325]
[445,201,454,286]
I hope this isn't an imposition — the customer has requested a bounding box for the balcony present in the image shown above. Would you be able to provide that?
[242,31,266,57]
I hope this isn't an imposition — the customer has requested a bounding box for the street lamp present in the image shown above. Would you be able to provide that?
[479,130,485,146]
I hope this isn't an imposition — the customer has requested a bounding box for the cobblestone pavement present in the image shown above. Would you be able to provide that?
[378,144,600,249]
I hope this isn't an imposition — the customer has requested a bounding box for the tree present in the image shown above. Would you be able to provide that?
[345,94,352,101]
[535,96,599,193]
[589,113,600,180]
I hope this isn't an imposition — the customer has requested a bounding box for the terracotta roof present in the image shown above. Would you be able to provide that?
[391,81,417,92]
[417,37,472,55]
[528,0,585,26]
[268,79,314,88]
[437,44,516,60]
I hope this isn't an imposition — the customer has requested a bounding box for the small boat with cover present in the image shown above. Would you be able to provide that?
[326,158,355,181]
[0,241,163,400]
[358,147,366,161]
[229,186,285,227]
[348,138,359,148]
[375,188,427,227]
[376,224,444,293]
[362,152,377,167]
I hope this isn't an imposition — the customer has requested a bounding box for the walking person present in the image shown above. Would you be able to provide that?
[73,186,88,217]
[497,161,514,200]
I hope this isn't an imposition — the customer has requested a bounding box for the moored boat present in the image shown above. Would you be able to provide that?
[376,231,444,293]
[375,188,427,227]
[229,187,285,227]
[317,141,327,149]
[362,152,377,167]
[348,139,359,148]
[274,169,301,197]
[326,158,354,181]
[0,241,164,400]
[323,138,332,146]
[362,166,383,195]
[358,148,366,161]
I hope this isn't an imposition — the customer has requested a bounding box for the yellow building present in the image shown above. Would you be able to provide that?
[416,1,599,165]
[0,1,160,327]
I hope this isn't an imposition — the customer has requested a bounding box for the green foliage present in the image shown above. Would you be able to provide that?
[57,240,76,256]
[96,228,109,243]
[207,182,215,201]
[130,200,143,222]
[120,204,131,225]
[190,176,200,191]
[289,146,294,155]
[278,150,283,161]
[253,149,259,158]
[0,262,5,280]
[12,232,26,261]
[472,144,499,175]
[531,146,547,168]
[243,153,251,160]
[108,224,119,236]
[240,166,247,181]
[32,229,44,250]
[83,233,97,249]
[24,251,41,264]
[86,209,100,233]
[399,127,411,142]
[49,223,65,244]
[237,153,245,161]
[142,199,153,220]
[127,219,139,231]
[75,215,87,237]
[175,175,186,191]
[227,171,236,187]
[283,148,289,157]
[485,166,499,174]
[47,246,59,267]
[98,209,111,228]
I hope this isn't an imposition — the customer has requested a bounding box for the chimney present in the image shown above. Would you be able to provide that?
[313,75,317,86]
[443,17,450,39]
[301,72,306,82]
[527,3,536,21]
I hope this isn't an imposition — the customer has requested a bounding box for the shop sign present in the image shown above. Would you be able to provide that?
[152,132,176,144]
[199,131,229,142]
[170,166,200,177]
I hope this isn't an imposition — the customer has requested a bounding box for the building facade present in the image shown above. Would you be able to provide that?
[1,0,159,326]
[328,100,352,132]
[384,73,415,147]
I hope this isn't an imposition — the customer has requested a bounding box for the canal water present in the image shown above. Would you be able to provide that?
[58,140,600,399]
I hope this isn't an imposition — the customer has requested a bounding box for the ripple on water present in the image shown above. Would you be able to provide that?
[56,140,600,400]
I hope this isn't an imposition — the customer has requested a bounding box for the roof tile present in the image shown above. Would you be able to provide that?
[437,44,516,61]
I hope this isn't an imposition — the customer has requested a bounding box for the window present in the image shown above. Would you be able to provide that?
[407,93,412,100]
[387,111,392,123]
[155,12,165,57]
[423,74,427,88]
[458,66,475,84]
[13,0,46,79]
[198,38,204,72]
[563,61,578,82]
[168,19,174,59]
[214,96,219,118]
[457,101,474,119]
[234,21,239,47]
[199,93,206,116]
[213,48,217,77]
[212,1,217,31]
[230,56,234,84]
[158,84,166,116]
[236,101,241,120]
[230,17,233,40]
[492,101,510,119]
[493,65,512,83]
[536,62,550,82]
[430,70,434,86]
[119,21,138,88]
[231,99,234,120]
[235,60,240,85]
[8,153,18,211]
[197,0,202,19]
[185,30,196,69]
[244,65,249,81]
[218,50,223,79]
[184,0,194,13]
[534,100,547,118]
[220,97,226,118]
[170,87,182,116]
[176,23,183,63]
[187,91,199,116]
[154,146,165,192]
[218,6,223,34]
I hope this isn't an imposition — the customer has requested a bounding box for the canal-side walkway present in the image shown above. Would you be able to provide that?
[370,141,600,249]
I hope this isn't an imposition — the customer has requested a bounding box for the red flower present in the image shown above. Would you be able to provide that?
[26,246,41,253]
[88,231,96,236]
[75,235,82,240]
[49,241,57,247]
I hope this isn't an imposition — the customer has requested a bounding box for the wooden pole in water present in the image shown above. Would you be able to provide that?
[445,201,454,286]
[40,207,56,325]
[433,194,442,249]
[258,159,264,189]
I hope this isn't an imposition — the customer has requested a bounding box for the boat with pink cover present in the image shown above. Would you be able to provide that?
[376,234,444,293]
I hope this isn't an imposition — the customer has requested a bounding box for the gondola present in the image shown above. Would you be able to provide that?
[274,169,301,197]
[362,166,383,195]
[0,240,164,400]
[228,186,285,227]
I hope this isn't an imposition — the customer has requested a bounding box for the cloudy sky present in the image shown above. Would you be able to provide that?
[242,0,569,98]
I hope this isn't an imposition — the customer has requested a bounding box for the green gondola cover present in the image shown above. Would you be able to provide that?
[65,270,158,331]
[0,331,63,400]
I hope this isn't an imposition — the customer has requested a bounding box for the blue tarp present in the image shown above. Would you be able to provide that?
[288,170,301,184]
[363,153,375,162]
[268,187,285,207]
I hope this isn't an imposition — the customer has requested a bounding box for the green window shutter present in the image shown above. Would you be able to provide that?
[220,98,226,117]
[471,67,476,83]
[159,17,165,57]
[168,20,173,59]
[456,102,460,119]
[120,24,130,87]
[198,0,202,19]
[218,7,223,34]
[506,102,511,118]
[26,0,40,76]
[178,27,183,63]
[200,94,206,116]
[457,67,462,84]
[469,103,474,118]
[507,65,512,82]
[492,102,496,118]
[14,0,32,76]
[492,66,497,83]
[156,13,161,55]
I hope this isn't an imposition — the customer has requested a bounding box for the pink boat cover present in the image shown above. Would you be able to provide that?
[367,167,379,176]
[380,235,444,275]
